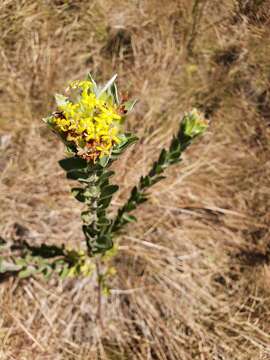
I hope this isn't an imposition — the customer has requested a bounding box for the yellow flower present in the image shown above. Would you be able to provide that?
[50,79,124,161]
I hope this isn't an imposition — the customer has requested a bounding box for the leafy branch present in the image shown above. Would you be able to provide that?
[111,110,208,233]
[0,239,93,279]
[59,133,138,255]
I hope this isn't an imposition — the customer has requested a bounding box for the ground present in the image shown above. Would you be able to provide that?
[0,0,270,359]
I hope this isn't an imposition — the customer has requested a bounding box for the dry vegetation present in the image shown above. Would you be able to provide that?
[0,0,270,359]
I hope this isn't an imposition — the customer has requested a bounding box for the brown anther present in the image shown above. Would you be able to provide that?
[119,105,128,115]
[52,111,65,119]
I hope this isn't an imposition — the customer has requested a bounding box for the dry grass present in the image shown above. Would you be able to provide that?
[0,0,270,359]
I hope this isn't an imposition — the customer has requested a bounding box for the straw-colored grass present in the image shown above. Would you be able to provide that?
[0,0,270,359]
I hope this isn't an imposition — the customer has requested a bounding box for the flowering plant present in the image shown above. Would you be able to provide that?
[0,73,208,280]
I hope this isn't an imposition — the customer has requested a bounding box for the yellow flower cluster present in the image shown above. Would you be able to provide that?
[65,248,94,277]
[50,80,123,161]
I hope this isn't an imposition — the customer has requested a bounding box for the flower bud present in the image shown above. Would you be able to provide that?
[181,109,208,139]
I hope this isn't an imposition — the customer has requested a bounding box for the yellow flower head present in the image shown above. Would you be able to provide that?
[46,75,133,162]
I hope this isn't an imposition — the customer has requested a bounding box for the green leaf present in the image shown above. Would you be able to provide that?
[151,175,166,185]
[93,234,113,254]
[97,74,117,98]
[83,224,97,239]
[98,170,114,185]
[99,155,110,167]
[111,82,119,105]
[24,243,65,258]
[137,197,148,204]
[100,185,119,199]
[55,94,69,107]
[119,133,138,148]
[60,264,70,279]
[18,267,36,278]
[131,186,138,199]
[169,136,180,153]
[96,208,106,218]
[71,187,85,202]
[15,258,27,266]
[169,151,181,160]
[65,142,77,154]
[122,214,137,223]
[122,99,138,114]
[154,164,163,174]
[98,197,112,209]
[42,115,53,124]
[125,201,136,212]
[43,266,53,280]
[66,170,89,181]
[87,72,98,95]
[59,157,87,171]
[112,133,138,157]
[140,176,149,187]
[158,149,167,164]
[169,158,181,165]
[97,217,110,226]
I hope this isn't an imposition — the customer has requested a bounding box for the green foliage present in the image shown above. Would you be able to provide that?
[0,71,208,282]
[0,241,94,280]
[111,133,139,159]
[122,99,138,114]
[59,157,88,171]
[111,110,208,233]
[56,130,140,255]
[56,108,207,254]
[54,93,69,107]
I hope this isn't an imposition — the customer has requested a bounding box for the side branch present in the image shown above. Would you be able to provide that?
[111,110,208,233]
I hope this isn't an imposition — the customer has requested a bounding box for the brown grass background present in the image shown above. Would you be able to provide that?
[0,0,270,359]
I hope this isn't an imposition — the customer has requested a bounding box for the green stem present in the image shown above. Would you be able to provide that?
[95,259,104,329]
[82,165,117,255]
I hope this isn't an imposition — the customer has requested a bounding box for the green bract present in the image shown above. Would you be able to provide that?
[181,109,208,138]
